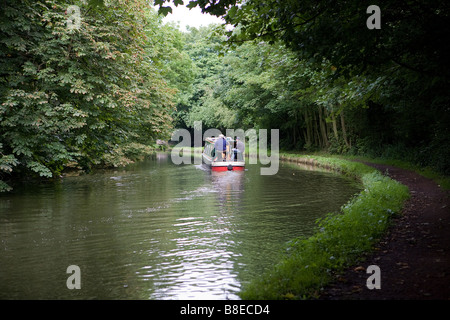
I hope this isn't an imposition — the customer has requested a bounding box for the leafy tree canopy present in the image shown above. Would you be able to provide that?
[0,0,186,190]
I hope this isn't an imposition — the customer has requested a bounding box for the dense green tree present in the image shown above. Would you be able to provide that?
[157,0,450,175]
[2,0,447,192]
[0,0,182,191]
[174,25,235,132]
[164,0,449,78]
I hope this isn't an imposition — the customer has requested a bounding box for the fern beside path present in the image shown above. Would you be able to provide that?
[321,161,450,300]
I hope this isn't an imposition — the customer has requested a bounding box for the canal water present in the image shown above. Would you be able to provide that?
[0,153,360,299]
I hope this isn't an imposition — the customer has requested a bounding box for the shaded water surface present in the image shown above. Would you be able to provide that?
[0,154,360,299]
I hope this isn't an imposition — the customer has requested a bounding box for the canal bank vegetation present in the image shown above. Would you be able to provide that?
[240,154,410,299]
[0,1,190,191]
[161,0,449,187]
[2,0,449,193]
[284,152,450,191]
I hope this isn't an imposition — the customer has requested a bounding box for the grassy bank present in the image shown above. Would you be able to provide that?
[281,151,450,190]
[239,154,410,300]
[337,154,450,190]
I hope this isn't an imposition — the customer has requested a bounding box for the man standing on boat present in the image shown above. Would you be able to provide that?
[214,134,228,161]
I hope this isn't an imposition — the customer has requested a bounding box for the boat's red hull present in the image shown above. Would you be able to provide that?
[211,165,245,172]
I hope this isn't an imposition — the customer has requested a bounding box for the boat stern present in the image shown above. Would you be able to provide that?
[211,161,245,171]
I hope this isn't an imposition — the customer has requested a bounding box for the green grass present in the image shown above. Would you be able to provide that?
[239,154,410,300]
[280,150,450,190]
[339,154,450,190]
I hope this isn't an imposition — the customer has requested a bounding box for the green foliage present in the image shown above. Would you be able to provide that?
[0,143,18,191]
[157,0,450,177]
[240,155,409,299]
[173,25,235,131]
[182,34,360,151]
[0,0,184,190]
[102,142,157,168]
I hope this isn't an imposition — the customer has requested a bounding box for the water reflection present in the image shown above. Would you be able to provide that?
[210,170,245,213]
[149,170,247,300]
[0,155,361,300]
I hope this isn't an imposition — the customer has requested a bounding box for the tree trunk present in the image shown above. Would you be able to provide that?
[331,113,339,140]
[304,110,312,146]
[340,111,350,148]
[293,110,297,147]
[313,110,320,147]
[318,107,328,147]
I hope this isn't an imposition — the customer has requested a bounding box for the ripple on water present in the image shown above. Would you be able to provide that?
[0,159,361,299]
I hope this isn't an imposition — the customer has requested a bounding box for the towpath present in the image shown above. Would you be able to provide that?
[320,162,450,300]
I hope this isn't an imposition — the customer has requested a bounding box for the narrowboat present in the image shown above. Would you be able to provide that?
[202,136,245,171]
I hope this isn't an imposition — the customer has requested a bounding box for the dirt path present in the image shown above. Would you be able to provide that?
[320,162,450,300]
